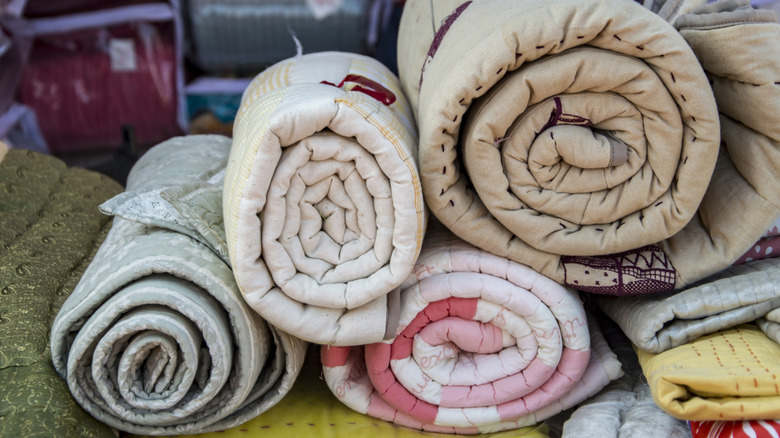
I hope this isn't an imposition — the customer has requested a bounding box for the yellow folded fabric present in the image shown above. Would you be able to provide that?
[638,324,780,421]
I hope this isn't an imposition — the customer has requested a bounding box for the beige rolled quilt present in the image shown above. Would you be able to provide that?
[398,0,720,295]
[224,51,426,346]
[595,0,780,349]
[659,0,780,289]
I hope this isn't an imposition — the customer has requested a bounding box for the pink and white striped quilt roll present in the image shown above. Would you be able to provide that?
[321,225,622,434]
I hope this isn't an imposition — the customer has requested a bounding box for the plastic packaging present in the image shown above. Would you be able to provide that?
[13,3,186,153]
[183,0,373,74]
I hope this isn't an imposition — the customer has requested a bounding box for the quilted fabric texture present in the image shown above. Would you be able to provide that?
[396,0,719,295]
[637,324,780,421]
[0,144,122,437]
[652,0,780,288]
[50,135,307,435]
[598,257,780,354]
[553,314,692,438]
[223,51,426,346]
[321,225,621,434]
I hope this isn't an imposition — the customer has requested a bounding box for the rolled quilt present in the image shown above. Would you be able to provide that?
[397,0,720,295]
[637,324,780,421]
[321,225,622,434]
[50,136,307,435]
[223,51,426,345]
[598,257,780,354]
[653,0,780,288]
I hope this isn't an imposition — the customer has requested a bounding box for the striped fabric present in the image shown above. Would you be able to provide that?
[691,420,780,438]
[321,225,622,434]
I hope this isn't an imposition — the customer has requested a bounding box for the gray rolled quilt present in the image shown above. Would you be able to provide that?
[397,0,721,296]
[50,135,307,435]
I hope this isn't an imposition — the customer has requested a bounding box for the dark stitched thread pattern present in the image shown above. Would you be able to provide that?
[419,1,472,88]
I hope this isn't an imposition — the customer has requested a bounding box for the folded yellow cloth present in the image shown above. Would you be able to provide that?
[638,324,780,421]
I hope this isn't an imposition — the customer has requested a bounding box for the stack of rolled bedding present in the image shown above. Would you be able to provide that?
[595,0,780,371]
[551,314,691,438]
[595,0,780,427]
[321,224,622,434]
[50,135,307,435]
[398,0,769,297]
[223,51,426,346]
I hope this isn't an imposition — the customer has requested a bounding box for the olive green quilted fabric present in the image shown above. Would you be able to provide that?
[0,148,122,437]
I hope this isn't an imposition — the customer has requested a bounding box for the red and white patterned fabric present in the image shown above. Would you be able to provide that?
[321,226,622,433]
[691,420,780,438]
[14,3,184,153]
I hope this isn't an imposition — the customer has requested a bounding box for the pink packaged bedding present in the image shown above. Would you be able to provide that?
[13,3,185,153]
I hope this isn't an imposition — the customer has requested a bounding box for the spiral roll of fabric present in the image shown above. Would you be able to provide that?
[50,136,306,435]
[397,0,720,295]
[223,51,426,345]
[321,225,621,433]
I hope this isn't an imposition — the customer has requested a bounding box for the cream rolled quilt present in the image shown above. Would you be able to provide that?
[50,136,306,435]
[224,51,426,345]
[321,225,622,434]
[398,0,720,295]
